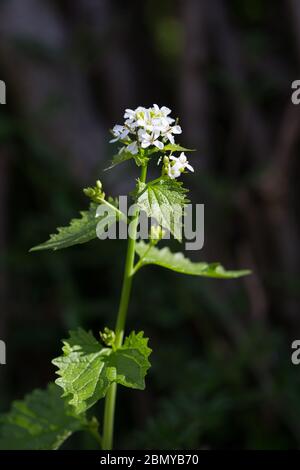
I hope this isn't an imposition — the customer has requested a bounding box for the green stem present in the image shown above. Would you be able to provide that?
[132,243,153,275]
[88,426,103,448]
[99,197,128,223]
[102,163,148,450]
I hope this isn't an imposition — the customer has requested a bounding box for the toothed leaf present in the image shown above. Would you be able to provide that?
[135,179,189,241]
[135,242,251,279]
[30,200,119,252]
[52,328,152,414]
[0,383,88,450]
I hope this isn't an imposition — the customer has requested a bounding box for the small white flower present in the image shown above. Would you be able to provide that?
[136,113,154,131]
[151,104,174,128]
[127,141,139,155]
[139,130,164,150]
[124,108,137,120]
[153,104,171,117]
[109,125,129,143]
[125,118,138,131]
[167,165,181,179]
[170,152,194,174]
[152,103,161,114]
[162,124,182,144]
[160,105,172,116]
[171,125,182,134]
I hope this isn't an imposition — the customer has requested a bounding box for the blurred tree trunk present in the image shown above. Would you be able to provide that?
[70,0,139,117]
[0,149,9,336]
[0,147,10,389]
[206,0,270,168]
[0,0,106,184]
[257,104,300,325]
[68,0,142,193]
[180,0,211,167]
[288,0,300,63]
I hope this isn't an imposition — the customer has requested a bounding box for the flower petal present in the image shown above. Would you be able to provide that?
[154,140,164,149]
[172,125,182,134]
[186,163,194,172]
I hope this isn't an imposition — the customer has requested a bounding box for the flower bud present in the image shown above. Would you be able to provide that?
[100,327,116,347]
[83,187,95,198]
[150,225,165,244]
[83,181,105,203]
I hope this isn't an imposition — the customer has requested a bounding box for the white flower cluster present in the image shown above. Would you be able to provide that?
[110,104,182,155]
[110,104,194,179]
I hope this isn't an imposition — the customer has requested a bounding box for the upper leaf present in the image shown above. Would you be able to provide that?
[30,200,119,252]
[135,241,251,279]
[135,179,189,241]
[106,150,149,170]
[0,383,87,450]
[52,328,152,414]
[105,151,134,170]
[106,144,194,169]
[148,143,195,155]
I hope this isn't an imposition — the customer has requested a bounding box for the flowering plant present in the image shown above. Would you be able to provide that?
[0,105,250,450]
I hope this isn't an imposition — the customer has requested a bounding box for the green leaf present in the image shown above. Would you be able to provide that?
[52,328,152,414]
[149,144,195,155]
[135,179,189,241]
[110,331,152,389]
[106,150,150,170]
[105,151,134,170]
[134,153,150,167]
[106,145,194,169]
[30,200,119,252]
[0,383,88,450]
[135,241,251,279]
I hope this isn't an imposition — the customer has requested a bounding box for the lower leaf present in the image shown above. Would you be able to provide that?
[0,383,89,450]
[52,328,152,414]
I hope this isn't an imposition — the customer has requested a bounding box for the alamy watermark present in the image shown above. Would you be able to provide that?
[96,197,205,251]
[0,80,6,104]
[291,340,300,365]
[0,340,6,365]
[291,80,300,105]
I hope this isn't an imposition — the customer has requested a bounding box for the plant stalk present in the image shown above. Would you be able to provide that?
[102,163,148,450]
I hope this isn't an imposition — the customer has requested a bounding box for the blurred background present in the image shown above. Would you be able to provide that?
[0,0,300,450]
